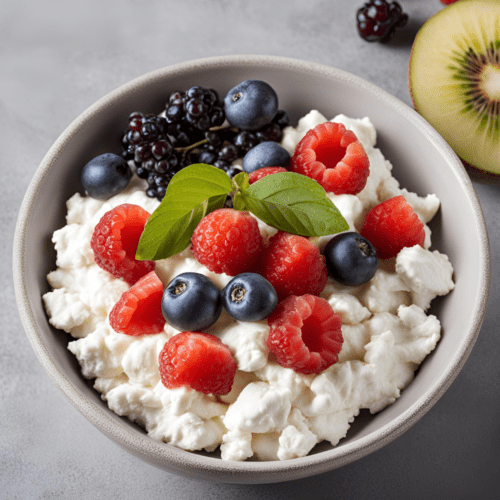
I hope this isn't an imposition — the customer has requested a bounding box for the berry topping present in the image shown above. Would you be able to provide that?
[290,122,370,195]
[356,0,408,43]
[221,273,278,322]
[159,332,237,395]
[121,112,175,201]
[224,79,279,131]
[109,271,165,336]
[81,153,132,200]
[266,294,343,375]
[90,204,154,285]
[161,272,222,332]
[324,232,378,286]
[241,141,291,173]
[256,231,328,300]
[248,166,288,184]
[191,208,264,276]
[360,195,425,259]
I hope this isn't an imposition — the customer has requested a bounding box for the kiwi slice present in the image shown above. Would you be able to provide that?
[409,0,500,175]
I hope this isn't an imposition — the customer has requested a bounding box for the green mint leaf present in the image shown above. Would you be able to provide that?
[232,171,250,192]
[233,172,349,236]
[136,164,233,260]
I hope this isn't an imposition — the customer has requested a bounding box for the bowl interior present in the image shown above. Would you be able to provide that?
[14,56,489,483]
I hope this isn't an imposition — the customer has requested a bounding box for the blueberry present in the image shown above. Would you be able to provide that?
[323,232,378,286]
[241,141,290,174]
[221,273,278,322]
[162,272,222,331]
[81,153,132,200]
[224,79,278,131]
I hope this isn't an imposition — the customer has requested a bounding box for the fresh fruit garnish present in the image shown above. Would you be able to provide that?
[165,86,225,134]
[323,231,378,286]
[266,294,343,375]
[290,121,370,195]
[241,141,290,173]
[221,273,278,322]
[120,83,290,199]
[158,331,237,395]
[109,270,165,336]
[248,166,288,184]
[409,0,500,175]
[121,112,176,201]
[360,195,425,259]
[224,79,279,131]
[256,231,328,300]
[356,0,408,43]
[440,0,460,4]
[191,208,263,276]
[81,153,132,200]
[161,272,222,332]
[90,204,154,284]
[135,164,348,261]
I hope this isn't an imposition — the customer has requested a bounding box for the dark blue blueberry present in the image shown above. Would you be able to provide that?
[161,272,222,331]
[81,153,132,200]
[323,232,378,286]
[242,141,290,173]
[221,273,278,322]
[224,79,278,131]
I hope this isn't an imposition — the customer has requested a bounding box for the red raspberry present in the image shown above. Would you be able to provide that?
[91,203,154,285]
[158,332,237,395]
[440,0,459,4]
[256,231,328,301]
[248,166,288,184]
[290,122,370,195]
[191,208,263,276]
[360,195,425,259]
[109,271,165,336]
[267,295,343,374]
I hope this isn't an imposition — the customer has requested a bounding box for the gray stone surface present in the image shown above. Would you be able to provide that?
[3,0,499,498]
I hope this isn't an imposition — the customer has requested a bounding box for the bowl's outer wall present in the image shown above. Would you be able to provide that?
[14,55,489,483]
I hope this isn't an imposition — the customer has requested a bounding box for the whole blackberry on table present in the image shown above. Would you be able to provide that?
[356,0,408,43]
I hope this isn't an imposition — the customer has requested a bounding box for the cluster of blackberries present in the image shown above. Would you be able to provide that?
[120,85,289,201]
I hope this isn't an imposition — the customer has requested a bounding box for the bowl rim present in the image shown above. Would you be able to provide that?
[13,54,491,482]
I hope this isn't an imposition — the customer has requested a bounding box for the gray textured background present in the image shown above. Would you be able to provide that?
[3,0,500,498]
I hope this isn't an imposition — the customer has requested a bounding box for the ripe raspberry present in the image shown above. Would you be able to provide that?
[267,294,343,374]
[248,166,288,184]
[91,203,154,285]
[191,208,263,276]
[109,271,165,336]
[158,331,237,395]
[440,0,459,4]
[290,122,369,195]
[360,195,425,259]
[256,231,328,301]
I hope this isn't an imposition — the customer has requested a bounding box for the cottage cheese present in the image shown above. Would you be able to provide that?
[43,111,455,461]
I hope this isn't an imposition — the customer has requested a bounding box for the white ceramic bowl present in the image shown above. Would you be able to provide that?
[13,55,490,483]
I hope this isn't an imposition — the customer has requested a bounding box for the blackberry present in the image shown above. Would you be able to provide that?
[121,111,176,197]
[165,86,225,136]
[356,0,408,43]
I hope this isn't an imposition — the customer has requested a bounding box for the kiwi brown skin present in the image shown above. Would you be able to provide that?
[408,0,500,176]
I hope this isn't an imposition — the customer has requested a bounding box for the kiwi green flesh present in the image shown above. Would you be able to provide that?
[409,0,500,175]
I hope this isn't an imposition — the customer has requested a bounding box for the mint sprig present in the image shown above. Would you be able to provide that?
[136,164,348,261]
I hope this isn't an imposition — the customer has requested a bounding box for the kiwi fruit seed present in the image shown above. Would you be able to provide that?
[409,0,500,175]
